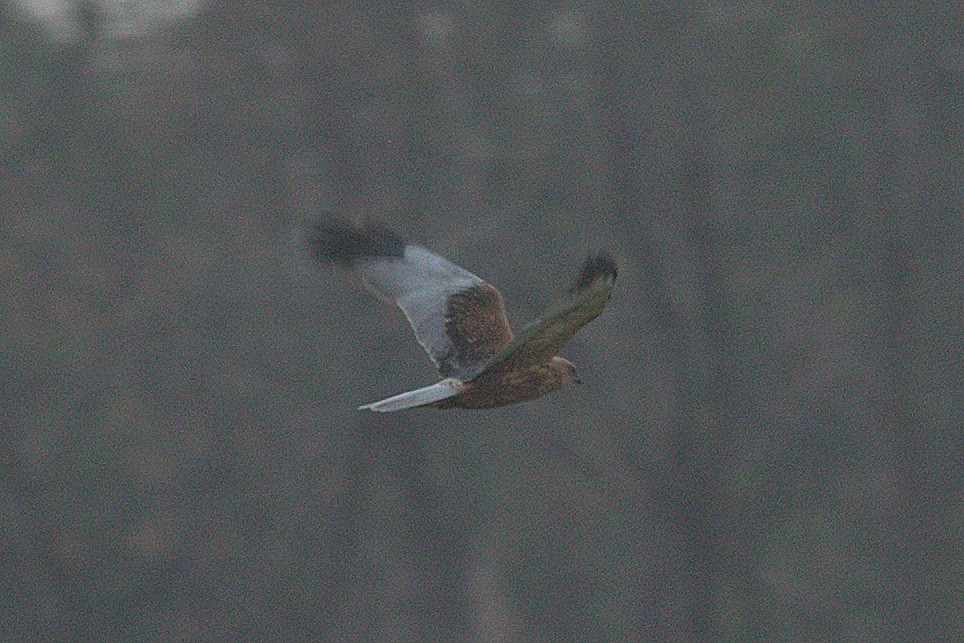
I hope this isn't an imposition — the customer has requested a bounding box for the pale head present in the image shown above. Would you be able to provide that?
[549,356,581,387]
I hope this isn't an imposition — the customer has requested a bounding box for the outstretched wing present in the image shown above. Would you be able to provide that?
[305,218,514,380]
[480,251,617,377]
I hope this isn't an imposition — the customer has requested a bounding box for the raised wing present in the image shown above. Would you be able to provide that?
[480,251,617,377]
[305,218,514,380]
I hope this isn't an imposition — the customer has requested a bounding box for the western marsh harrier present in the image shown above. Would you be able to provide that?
[305,219,617,411]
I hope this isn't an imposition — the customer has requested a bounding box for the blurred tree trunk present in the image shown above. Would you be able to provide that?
[0,5,144,638]
[275,4,475,637]
[595,3,755,638]
[0,413,73,640]
[285,3,421,219]
[859,6,951,639]
[665,74,748,642]
[296,415,473,639]
[385,420,473,640]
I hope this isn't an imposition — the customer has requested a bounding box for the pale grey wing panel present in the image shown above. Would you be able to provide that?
[353,246,491,378]
[358,379,461,412]
[356,245,482,296]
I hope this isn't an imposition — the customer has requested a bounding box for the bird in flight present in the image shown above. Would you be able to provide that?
[304,218,617,411]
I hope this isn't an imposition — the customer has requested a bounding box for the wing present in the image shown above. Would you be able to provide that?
[480,251,617,376]
[305,218,514,380]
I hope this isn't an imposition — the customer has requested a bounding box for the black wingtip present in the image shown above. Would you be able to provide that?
[304,217,406,265]
[572,251,618,292]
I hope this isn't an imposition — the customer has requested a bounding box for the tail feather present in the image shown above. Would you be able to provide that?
[358,379,460,412]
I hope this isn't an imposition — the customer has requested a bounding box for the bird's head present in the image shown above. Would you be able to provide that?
[550,356,581,387]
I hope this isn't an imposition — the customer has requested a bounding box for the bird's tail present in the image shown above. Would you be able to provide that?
[358,379,460,412]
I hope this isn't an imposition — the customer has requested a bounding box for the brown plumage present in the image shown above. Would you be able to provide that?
[304,218,617,411]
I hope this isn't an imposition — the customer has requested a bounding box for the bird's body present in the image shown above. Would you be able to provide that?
[434,357,576,410]
[304,218,616,411]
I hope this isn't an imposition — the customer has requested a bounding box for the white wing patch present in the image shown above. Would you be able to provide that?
[353,246,490,377]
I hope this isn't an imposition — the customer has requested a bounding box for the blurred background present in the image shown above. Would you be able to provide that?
[1,0,961,640]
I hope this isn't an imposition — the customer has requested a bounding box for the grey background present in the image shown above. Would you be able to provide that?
[1,1,961,640]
